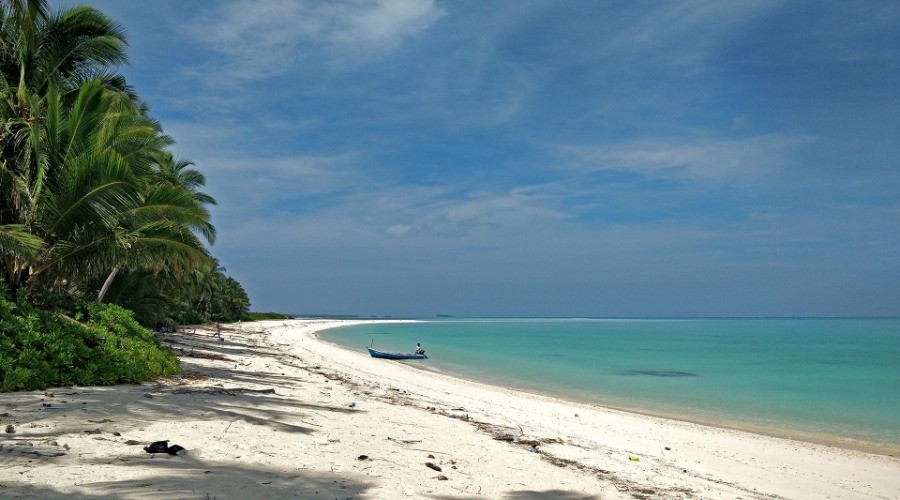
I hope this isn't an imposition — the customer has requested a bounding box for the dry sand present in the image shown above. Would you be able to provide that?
[0,319,897,499]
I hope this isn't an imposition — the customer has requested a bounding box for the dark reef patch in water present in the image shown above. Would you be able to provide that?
[615,370,697,378]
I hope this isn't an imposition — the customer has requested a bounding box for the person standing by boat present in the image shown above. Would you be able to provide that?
[415,343,425,355]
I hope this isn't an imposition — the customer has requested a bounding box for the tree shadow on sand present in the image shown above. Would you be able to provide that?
[1,378,358,443]
[431,490,603,500]
[0,326,364,443]
[0,457,373,499]
[0,327,375,499]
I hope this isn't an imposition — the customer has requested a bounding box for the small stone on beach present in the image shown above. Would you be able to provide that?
[144,440,169,453]
[5,424,14,433]
[167,444,187,456]
[426,462,442,472]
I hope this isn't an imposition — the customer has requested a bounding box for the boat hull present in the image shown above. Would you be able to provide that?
[367,347,427,360]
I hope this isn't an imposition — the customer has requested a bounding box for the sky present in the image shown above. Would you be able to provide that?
[56,0,899,317]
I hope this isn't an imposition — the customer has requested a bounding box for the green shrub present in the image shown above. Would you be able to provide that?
[241,311,292,321]
[175,309,205,325]
[0,291,179,392]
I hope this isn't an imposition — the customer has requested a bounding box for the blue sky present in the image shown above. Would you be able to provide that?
[58,0,898,317]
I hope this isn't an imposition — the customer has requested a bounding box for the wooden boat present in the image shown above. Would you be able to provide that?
[366,347,427,360]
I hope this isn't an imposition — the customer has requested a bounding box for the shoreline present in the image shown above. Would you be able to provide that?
[282,319,900,498]
[316,319,899,457]
[1,318,897,499]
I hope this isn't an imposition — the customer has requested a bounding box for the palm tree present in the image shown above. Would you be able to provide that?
[0,0,128,97]
[0,0,131,294]
[0,0,235,330]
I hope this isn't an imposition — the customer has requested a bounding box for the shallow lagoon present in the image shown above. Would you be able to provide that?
[323,318,900,453]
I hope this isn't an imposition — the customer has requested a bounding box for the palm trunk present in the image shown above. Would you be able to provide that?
[97,266,120,303]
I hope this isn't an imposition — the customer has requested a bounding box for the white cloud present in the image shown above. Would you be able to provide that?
[385,224,412,237]
[190,0,445,80]
[554,133,815,182]
[601,1,781,73]
[379,186,567,240]
[329,0,445,51]
[215,180,571,251]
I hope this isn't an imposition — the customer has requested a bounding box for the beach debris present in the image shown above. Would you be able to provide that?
[629,456,640,462]
[88,419,114,424]
[44,391,55,397]
[169,387,275,396]
[349,402,356,408]
[425,462,442,472]
[144,440,170,453]
[493,433,516,442]
[427,454,435,459]
[124,440,142,445]
[5,424,14,433]
[665,446,671,451]
[167,445,187,456]
[437,474,449,480]
[143,440,188,456]
[357,455,369,460]
[144,393,154,399]
[84,429,102,435]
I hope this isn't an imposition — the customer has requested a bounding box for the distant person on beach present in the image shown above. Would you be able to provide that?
[415,343,425,355]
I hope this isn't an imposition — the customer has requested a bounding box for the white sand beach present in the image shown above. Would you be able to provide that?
[1,319,897,499]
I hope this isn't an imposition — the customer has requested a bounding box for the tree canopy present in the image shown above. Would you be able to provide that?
[0,0,250,326]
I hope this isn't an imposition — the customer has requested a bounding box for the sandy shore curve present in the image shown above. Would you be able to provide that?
[0,319,896,499]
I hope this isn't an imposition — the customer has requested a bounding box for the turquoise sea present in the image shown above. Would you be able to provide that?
[321,318,900,454]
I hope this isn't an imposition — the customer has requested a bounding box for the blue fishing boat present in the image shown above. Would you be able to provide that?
[367,347,427,360]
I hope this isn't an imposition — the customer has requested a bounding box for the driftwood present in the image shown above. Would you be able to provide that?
[168,387,276,396]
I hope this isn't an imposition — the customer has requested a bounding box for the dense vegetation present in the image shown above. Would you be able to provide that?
[241,312,293,321]
[0,286,179,391]
[0,1,253,390]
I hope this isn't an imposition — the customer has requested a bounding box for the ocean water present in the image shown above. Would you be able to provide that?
[321,318,900,453]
